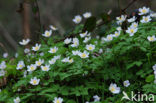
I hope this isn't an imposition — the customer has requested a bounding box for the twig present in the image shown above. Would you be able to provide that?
[0,42,7,52]
[121,0,138,13]
[55,10,112,43]
[0,23,18,51]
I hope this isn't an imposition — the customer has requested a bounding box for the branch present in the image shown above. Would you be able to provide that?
[55,10,112,43]
[0,42,7,52]
[17,1,31,39]
[121,0,138,13]
[0,23,18,51]
[22,1,31,39]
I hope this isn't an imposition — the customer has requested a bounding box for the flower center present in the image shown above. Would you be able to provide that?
[46,32,50,36]
[35,46,39,50]
[124,82,127,86]
[30,66,35,70]
[134,24,137,27]
[33,80,37,84]
[19,64,23,68]
[111,87,115,92]
[37,62,41,66]
[89,46,93,50]
[56,100,60,103]
[130,29,134,33]
[142,9,146,13]
[69,59,73,63]
[43,67,48,70]
[115,33,119,36]
[145,17,148,21]
[82,53,86,58]
[108,36,112,40]
[150,37,154,41]
[52,49,56,53]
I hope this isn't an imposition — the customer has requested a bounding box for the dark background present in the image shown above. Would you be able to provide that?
[0,0,156,55]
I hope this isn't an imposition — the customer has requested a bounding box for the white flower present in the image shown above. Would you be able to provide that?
[35,59,44,66]
[73,15,82,24]
[61,57,73,63]
[30,77,40,85]
[153,64,156,71]
[49,47,58,54]
[138,7,150,15]
[23,70,27,77]
[86,44,95,51]
[0,70,5,77]
[64,38,72,44]
[19,39,30,45]
[87,33,91,37]
[109,83,120,94]
[62,57,70,63]
[154,71,156,75]
[32,43,41,51]
[16,61,25,70]
[123,80,130,87]
[24,48,30,54]
[140,16,151,23]
[85,101,89,103]
[41,65,50,71]
[0,61,6,69]
[68,58,74,63]
[0,89,1,92]
[99,49,103,54]
[127,16,136,23]
[71,38,79,47]
[42,30,52,37]
[72,50,80,55]
[14,97,21,103]
[49,58,56,64]
[101,37,105,43]
[27,53,31,56]
[40,52,44,56]
[93,95,100,102]
[15,53,18,58]
[96,36,100,39]
[27,64,37,72]
[130,22,138,28]
[50,25,58,31]
[95,41,98,45]
[113,31,120,37]
[49,55,60,64]
[53,97,63,103]
[3,53,8,58]
[53,55,61,60]
[83,37,91,43]
[78,51,89,58]
[116,15,127,24]
[126,27,138,36]
[105,34,114,41]
[80,31,88,38]
[147,35,156,42]
[116,27,122,31]
[83,12,92,18]
[150,13,156,17]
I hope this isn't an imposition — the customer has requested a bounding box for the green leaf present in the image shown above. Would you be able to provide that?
[126,61,143,69]
[66,100,76,103]
[145,75,155,83]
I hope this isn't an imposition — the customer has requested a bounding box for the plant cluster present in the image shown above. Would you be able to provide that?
[0,7,156,103]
